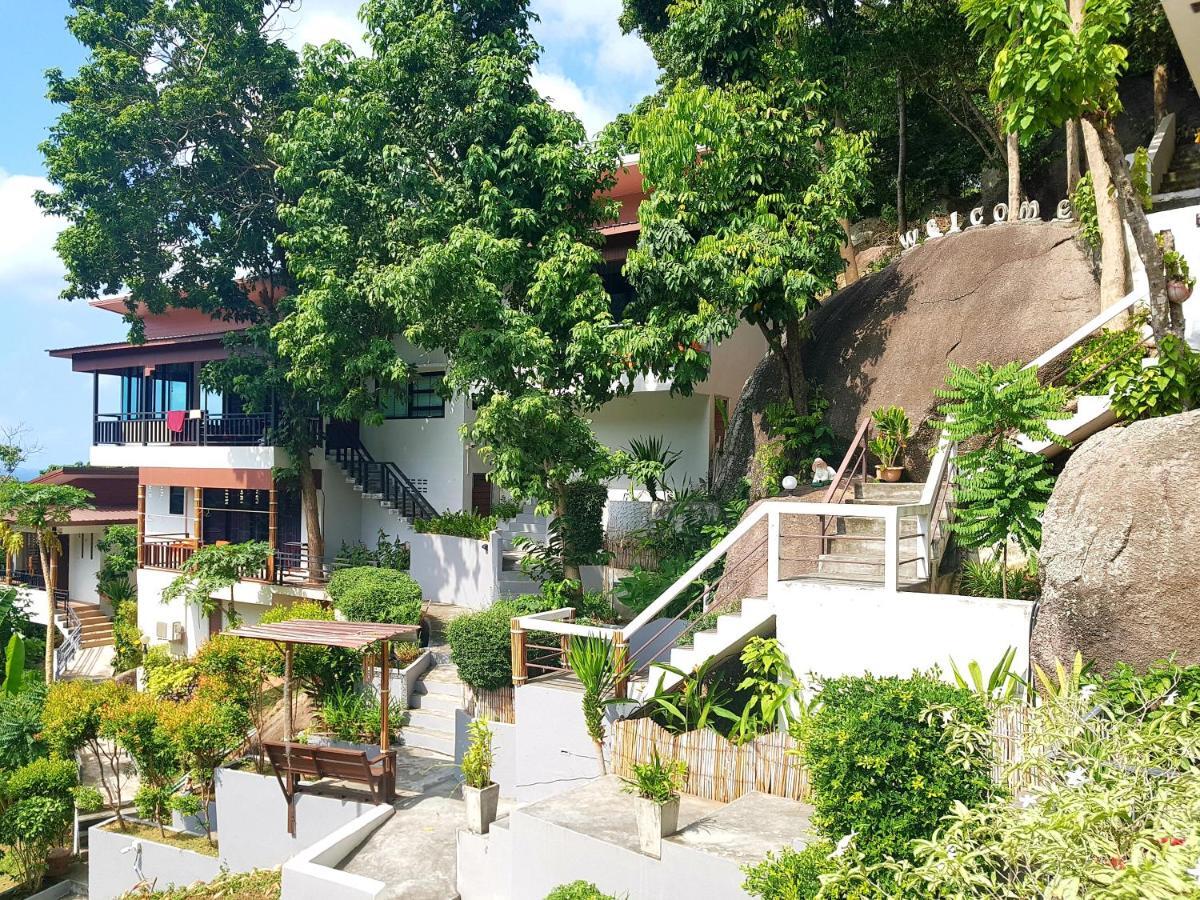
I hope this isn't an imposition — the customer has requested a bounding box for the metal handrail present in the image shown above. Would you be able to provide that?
[327,439,436,520]
[53,600,82,678]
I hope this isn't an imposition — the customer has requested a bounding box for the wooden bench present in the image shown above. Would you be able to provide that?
[263,740,396,834]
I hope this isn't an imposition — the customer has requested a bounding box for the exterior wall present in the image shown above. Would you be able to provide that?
[773,582,1033,683]
[88,821,222,900]
[64,526,106,606]
[90,444,282,471]
[142,484,197,539]
[359,397,469,516]
[317,448,367,557]
[1147,202,1200,350]
[410,531,500,608]
[281,805,394,900]
[589,391,712,500]
[699,320,769,400]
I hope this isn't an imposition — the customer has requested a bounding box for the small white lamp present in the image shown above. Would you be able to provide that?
[781,475,798,492]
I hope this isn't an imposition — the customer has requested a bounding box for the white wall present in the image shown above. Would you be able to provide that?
[773,582,1033,684]
[315,447,367,556]
[142,484,197,539]
[700,320,769,401]
[360,399,469,517]
[1147,202,1200,349]
[590,391,712,499]
[64,526,105,606]
[90,444,282,470]
[410,531,500,608]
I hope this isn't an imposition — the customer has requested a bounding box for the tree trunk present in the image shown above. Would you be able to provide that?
[839,218,860,286]
[296,451,324,582]
[1088,116,1180,337]
[1001,542,1009,600]
[1006,131,1021,214]
[556,485,581,584]
[896,82,908,234]
[1065,120,1081,193]
[39,539,55,682]
[1080,118,1132,307]
[1153,63,1168,127]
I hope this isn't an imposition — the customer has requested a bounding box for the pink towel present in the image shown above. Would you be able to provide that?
[166,410,186,434]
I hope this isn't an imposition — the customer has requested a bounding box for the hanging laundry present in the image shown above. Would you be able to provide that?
[166,410,187,433]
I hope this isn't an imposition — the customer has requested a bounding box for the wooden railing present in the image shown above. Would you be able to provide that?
[141,538,199,572]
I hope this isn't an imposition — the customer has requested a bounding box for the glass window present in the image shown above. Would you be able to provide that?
[120,369,142,418]
[169,486,186,517]
[149,363,192,413]
[381,372,445,419]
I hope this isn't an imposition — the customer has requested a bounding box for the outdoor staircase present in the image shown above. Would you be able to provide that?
[58,602,114,650]
[402,663,462,757]
[497,506,549,597]
[1158,141,1200,197]
[325,439,436,522]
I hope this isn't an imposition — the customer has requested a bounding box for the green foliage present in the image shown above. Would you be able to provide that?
[566,636,631,770]
[800,672,994,867]
[336,530,410,571]
[492,499,523,521]
[413,511,497,540]
[613,561,685,616]
[145,653,199,702]
[0,757,79,890]
[462,718,494,789]
[742,841,838,900]
[867,433,901,470]
[949,646,1022,701]
[959,556,1041,601]
[1071,173,1101,252]
[0,585,31,670]
[544,883,616,900]
[160,541,271,626]
[871,406,912,447]
[561,482,609,569]
[764,395,840,481]
[751,438,788,499]
[104,692,179,828]
[624,435,681,501]
[41,678,128,757]
[319,689,403,744]
[97,524,138,583]
[622,750,687,803]
[329,567,423,625]
[2,633,24,696]
[1110,334,1200,422]
[259,602,359,700]
[1131,147,1153,212]
[1062,314,1147,396]
[1090,656,1200,728]
[936,362,1067,581]
[1164,249,1195,289]
[730,638,800,743]
[445,595,558,691]
[0,680,48,769]
[111,597,143,674]
[645,655,738,735]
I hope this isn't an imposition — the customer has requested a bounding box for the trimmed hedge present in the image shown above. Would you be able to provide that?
[801,672,993,866]
[545,883,615,900]
[561,481,607,566]
[329,566,422,625]
[445,595,560,691]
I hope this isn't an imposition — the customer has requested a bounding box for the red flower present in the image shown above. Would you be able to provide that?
[1158,836,1185,846]
[1108,856,1126,870]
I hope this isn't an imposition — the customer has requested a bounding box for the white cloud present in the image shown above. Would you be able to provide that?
[0,169,66,294]
[275,0,368,56]
[530,68,616,137]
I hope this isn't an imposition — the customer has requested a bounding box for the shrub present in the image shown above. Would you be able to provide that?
[461,717,494,789]
[145,655,198,701]
[800,672,994,866]
[492,498,522,520]
[1061,315,1147,396]
[544,882,616,900]
[97,524,138,582]
[0,757,79,891]
[958,556,1040,601]
[742,842,837,900]
[561,481,607,567]
[259,602,360,699]
[446,595,560,691]
[1110,333,1200,422]
[329,566,422,625]
[110,596,143,673]
[319,688,403,743]
[0,679,47,768]
[393,641,424,667]
[413,510,496,539]
[621,750,686,802]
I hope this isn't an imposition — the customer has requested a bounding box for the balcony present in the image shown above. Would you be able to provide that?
[140,538,329,586]
[94,411,276,447]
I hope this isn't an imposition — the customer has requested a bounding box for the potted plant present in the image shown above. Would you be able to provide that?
[869,406,912,482]
[462,717,500,835]
[622,750,688,859]
[1164,249,1195,303]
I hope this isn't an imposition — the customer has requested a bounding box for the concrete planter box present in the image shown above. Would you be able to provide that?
[171,799,218,836]
[464,783,500,835]
[366,648,433,709]
[305,735,388,755]
[605,499,656,536]
[88,818,222,900]
[634,796,680,859]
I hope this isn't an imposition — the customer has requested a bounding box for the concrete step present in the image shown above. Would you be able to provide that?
[406,707,456,733]
[817,553,921,578]
[401,724,455,756]
[855,482,924,503]
[841,516,922,537]
[80,636,115,649]
[409,690,461,713]
[784,571,930,591]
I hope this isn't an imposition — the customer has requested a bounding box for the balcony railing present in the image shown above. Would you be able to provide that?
[142,539,332,586]
[94,411,276,447]
[6,569,70,603]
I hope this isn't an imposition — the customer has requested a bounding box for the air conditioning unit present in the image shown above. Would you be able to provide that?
[155,621,184,642]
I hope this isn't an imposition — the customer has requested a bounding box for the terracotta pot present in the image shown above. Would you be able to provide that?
[875,466,903,483]
[1167,280,1193,304]
[46,846,72,877]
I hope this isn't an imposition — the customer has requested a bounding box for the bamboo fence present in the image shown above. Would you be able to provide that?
[611,717,811,803]
[465,685,516,724]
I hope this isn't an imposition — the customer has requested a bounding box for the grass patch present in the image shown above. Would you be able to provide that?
[117,868,280,899]
[102,821,219,858]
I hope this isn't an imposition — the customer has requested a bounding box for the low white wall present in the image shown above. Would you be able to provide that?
[1148,201,1200,350]
[455,712,518,799]
[410,531,500,609]
[281,804,393,900]
[88,820,222,900]
[457,824,512,900]
[773,582,1033,683]
[89,444,282,470]
[214,764,382,872]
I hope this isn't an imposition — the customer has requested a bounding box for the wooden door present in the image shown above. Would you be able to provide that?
[471,473,493,515]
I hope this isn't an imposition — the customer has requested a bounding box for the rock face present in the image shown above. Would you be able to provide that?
[805,221,1099,477]
[1033,411,1200,674]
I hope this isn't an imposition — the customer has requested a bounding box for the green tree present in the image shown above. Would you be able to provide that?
[0,482,93,680]
[273,0,691,579]
[160,541,271,631]
[960,0,1181,338]
[935,361,1068,595]
[37,1,328,579]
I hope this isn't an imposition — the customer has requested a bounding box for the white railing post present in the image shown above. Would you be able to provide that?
[883,508,900,592]
[767,510,781,595]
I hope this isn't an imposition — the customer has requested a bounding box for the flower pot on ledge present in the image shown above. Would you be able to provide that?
[875,465,903,483]
[634,795,680,859]
[464,782,500,835]
[1167,280,1194,304]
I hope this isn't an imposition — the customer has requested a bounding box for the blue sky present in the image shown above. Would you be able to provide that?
[0,0,658,473]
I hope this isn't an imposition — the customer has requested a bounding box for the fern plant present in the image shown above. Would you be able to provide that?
[936,362,1068,596]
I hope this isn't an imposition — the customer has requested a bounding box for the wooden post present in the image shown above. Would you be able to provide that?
[380,639,391,753]
[136,485,146,568]
[283,643,294,742]
[613,633,629,700]
[266,488,278,582]
[194,487,203,544]
[511,618,527,687]
[560,611,574,670]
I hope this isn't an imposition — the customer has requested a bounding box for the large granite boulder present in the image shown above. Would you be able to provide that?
[1033,410,1200,674]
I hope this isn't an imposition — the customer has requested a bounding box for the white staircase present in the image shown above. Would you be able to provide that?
[402,664,461,757]
[496,507,549,597]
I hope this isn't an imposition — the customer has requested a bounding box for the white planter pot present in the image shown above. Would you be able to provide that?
[464,782,500,835]
[634,795,680,859]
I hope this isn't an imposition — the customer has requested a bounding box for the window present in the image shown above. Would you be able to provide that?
[169,486,186,517]
[380,372,446,419]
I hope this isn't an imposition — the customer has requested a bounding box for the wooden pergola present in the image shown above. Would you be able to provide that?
[226,619,420,833]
